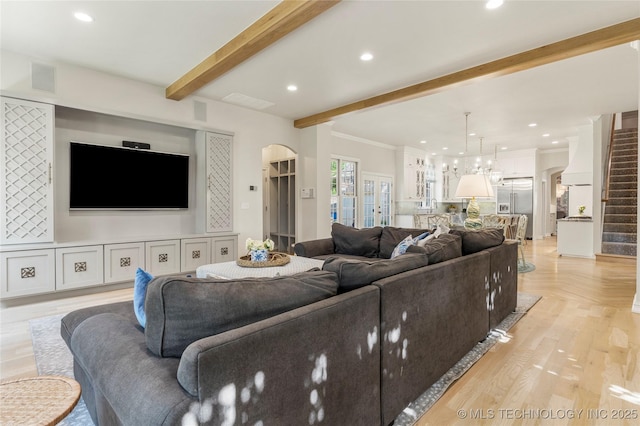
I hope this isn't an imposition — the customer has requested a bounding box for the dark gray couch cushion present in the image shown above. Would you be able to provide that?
[331,223,382,257]
[379,226,431,259]
[144,270,339,357]
[450,228,505,255]
[61,301,136,347]
[322,253,429,292]
[406,233,462,264]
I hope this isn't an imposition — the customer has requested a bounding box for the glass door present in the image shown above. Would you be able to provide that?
[362,173,393,227]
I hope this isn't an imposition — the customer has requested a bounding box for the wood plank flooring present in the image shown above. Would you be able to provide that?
[1,237,638,425]
[417,237,640,425]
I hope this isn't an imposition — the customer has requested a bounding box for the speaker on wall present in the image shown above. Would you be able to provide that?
[31,63,56,93]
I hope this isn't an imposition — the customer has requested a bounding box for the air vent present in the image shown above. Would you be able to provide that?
[222,93,275,110]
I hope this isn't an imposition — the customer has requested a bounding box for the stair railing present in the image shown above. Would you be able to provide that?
[601,113,617,203]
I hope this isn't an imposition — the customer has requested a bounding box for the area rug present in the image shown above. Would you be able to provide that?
[30,293,541,425]
[518,261,536,273]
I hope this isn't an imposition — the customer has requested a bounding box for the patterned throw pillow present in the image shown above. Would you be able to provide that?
[391,235,415,258]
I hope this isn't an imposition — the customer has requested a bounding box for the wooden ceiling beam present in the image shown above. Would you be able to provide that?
[294,17,640,129]
[166,0,341,101]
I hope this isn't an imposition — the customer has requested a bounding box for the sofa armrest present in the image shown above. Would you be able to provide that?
[69,313,194,425]
[293,238,335,258]
[372,251,491,424]
[177,286,381,426]
[484,241,518,329]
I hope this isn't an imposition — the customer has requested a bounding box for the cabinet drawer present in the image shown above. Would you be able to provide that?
[146,240,180,276]
[0,249,55,298]
[181,238,211,272]
[104,243,145,283]
[212,237,237,263]
[55,245,104,290]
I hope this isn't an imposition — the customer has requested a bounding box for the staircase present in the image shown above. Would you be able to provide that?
[602,128,638,256]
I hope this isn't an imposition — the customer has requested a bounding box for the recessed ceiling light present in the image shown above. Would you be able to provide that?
[287,85,298,92]
[459,151,465,155]
[486,0,504,10]
[431,153,437,156]
[74,12,93,22]
[528,123,538,127]
[420,140,427,144]
[551,140,559,144]
[501,147,508,150]
[360,52,373,61]
[442,147,448,150]
[542,133,550,137]
[469,132,476,136]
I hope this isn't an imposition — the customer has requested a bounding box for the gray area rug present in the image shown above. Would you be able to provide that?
[30,293,541,425]
[518,261,536,273]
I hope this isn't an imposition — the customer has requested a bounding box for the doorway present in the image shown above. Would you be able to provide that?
[362,173,394,227]
[262,145,296,253]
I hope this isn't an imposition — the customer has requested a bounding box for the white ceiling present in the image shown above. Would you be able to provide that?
[1,0,639,157]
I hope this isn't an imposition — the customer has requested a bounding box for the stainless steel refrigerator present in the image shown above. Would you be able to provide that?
[496,178,533,239]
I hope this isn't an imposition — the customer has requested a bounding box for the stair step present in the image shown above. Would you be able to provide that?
[612,148,638,155]
[610,168,637,176]
[609,181,637,190]
[603,223,637,233]
[603,214,637,224]
[605,205,637,214]
[602,242,637,257]
[610,174,638,183]
[611,159,638,169]
[602,232,637,243]
[609,189,638,197]
[607,197,638,206]
[611,154,637,163]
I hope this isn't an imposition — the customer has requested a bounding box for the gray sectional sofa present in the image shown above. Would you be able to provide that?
[61,223,517,425]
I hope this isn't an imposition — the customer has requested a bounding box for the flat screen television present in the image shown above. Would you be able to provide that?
[69,142,189,210]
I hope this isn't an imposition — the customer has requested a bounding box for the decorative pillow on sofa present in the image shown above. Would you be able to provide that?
[133,268,154,328]
[391,235,414,258]
[407,233,462,264]
[332,223,383,257]
[379,226,431,258]
[144,270,339,357]
[389,232,429,258]
[322,253,429,292]
[449,228,505,255]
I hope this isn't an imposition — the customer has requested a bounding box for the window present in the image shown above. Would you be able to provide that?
[330,158,358,227]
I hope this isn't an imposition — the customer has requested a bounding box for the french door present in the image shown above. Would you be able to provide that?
[362,173,393,228]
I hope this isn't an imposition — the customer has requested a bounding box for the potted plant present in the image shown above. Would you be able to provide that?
[246,238,275,262]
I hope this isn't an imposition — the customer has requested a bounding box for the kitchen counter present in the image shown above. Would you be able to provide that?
[557,219,594,258]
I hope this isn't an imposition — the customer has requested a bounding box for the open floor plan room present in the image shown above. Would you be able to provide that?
[1,237,638,425]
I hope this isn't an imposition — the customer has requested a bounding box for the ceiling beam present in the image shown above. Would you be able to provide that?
[166,0,341,101]
[294,17,640,129]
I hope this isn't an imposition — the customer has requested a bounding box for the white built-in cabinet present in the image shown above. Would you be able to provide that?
[396,147,428,201]
[196,131,233,233]
[1,98,240,299]
[0,249,56,297]
[1,97,55,245]
[0,235,238,299]
[268,157,296,253]
[55,245,104,290]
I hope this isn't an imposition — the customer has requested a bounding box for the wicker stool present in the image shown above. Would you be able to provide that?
[0,375,81,425]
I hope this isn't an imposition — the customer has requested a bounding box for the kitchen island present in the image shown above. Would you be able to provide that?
[557,216,594,258]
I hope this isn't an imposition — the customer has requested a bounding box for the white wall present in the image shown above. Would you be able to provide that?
[54,107,196,242]
[1,49,301,247]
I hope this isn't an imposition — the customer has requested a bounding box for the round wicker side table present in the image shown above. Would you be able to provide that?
[0,375,81,426]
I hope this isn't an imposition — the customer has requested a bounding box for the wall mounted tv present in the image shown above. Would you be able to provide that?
[69,142,189,210]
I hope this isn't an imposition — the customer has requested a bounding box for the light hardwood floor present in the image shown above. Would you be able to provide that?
[1,237,638,425]
[417,237,640,425]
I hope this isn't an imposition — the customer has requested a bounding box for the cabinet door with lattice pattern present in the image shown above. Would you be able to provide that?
[1,97,54,244]
[205,132,233,232]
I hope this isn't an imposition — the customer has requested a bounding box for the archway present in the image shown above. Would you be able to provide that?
[262,144,297,253]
